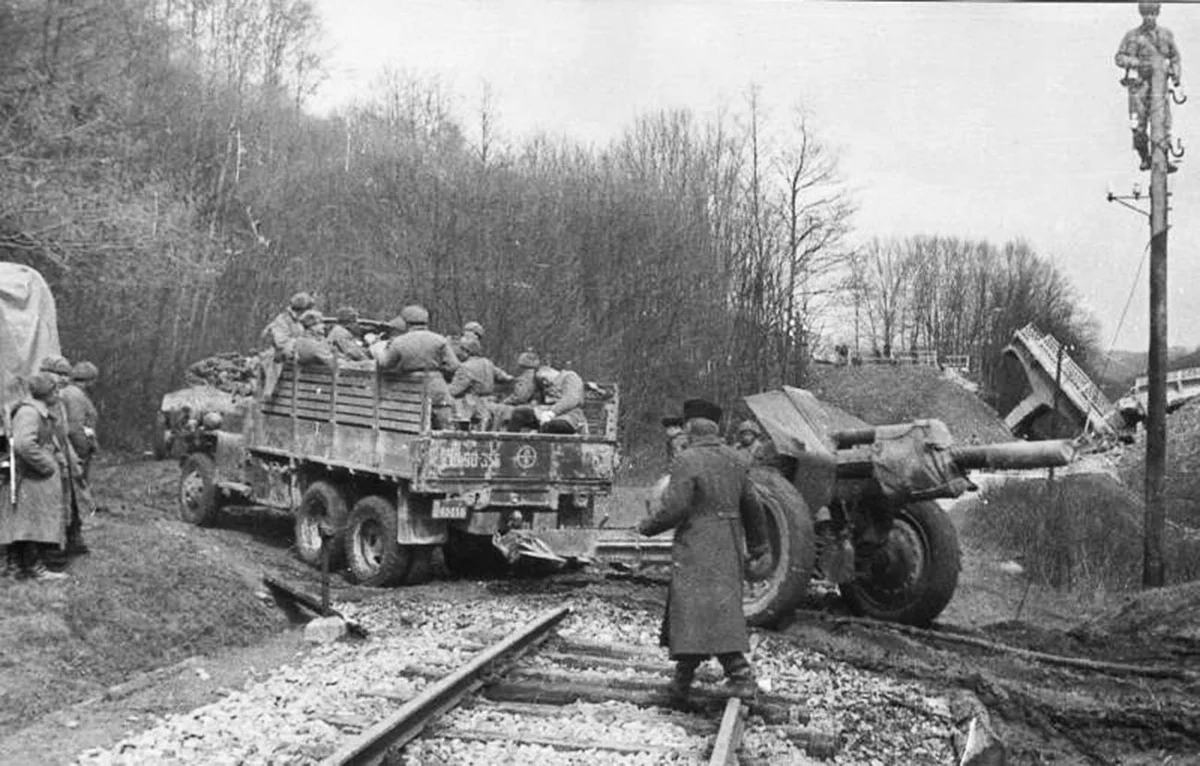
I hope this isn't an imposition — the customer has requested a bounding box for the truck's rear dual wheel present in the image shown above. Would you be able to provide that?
[294,481,349,570]
[343,495,434,587]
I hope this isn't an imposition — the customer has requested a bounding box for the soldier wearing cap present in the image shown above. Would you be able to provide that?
[261,291,315,358]
[448,335,515,429]
[0,373,70,580]
[328,306,369,361]
[39,356,72,387]
[61,362,100,481]
[637,398,771,702]
[1115,2,1182,172]
[376,305,460,428]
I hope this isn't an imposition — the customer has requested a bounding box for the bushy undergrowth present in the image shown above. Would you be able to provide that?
[962,474,1200,591]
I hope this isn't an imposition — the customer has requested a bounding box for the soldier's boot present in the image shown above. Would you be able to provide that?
[667,658,700,705]
[718,653,759,699]
[1134,130,1151,171]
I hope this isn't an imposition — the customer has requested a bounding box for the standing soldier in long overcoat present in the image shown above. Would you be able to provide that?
[0,373,69,580]
[637,398,770,701]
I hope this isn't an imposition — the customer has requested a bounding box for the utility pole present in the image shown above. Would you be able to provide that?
[1144,38,1168,589]
[1113,3,1182,588]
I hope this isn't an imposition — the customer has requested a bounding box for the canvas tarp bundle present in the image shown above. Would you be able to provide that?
[870,419,975,502]
[0,263,61,412]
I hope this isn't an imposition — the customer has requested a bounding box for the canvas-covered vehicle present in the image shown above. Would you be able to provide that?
[0,263,63,468]
[732,386,1074,627]
[176,357,619,586]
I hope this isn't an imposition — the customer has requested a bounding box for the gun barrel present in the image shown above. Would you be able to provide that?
[949,440,1075,471]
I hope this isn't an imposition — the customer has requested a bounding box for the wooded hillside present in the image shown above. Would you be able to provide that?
[0,0,1100,450]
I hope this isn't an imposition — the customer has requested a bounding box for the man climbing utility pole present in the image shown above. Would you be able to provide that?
[1115,2,1183,588]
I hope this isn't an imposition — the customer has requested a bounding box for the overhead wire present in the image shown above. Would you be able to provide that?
[1099,236,1154,382]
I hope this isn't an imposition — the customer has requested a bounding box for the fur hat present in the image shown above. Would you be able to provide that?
[463,321,484,337]
[39,356,72,376]
[299,309,323,328]
[27,372,57,399]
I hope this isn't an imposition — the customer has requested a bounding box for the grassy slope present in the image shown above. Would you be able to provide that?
[0,461,285,738]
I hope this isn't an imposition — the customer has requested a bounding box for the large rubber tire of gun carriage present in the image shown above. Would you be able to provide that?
[839,500,961,627]
[743,466,816,628]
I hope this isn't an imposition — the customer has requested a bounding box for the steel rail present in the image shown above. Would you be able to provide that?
[321,605,572,766]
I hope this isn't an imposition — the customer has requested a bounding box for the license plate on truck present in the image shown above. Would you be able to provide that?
[432,497,470,519]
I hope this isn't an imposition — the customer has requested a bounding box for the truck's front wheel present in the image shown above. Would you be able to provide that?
[743,467,816,627]
[344,495,412,587]
[179,453,219,527]
[840,500,961,627]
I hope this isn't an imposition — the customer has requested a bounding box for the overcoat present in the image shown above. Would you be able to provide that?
[640,434,764,657]
[0,399,68,546]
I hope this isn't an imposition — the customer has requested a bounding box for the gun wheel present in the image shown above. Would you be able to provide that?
[841,500,961,627]
[743,467,816,628]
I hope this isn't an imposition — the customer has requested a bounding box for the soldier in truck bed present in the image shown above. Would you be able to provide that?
[376,305,460,428]
[448,335,514,429]
[261,291,315,358]
[327,306,369,361]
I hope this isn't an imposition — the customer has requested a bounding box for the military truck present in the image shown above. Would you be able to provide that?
[175,359,619,586]
[736,387,1074,627]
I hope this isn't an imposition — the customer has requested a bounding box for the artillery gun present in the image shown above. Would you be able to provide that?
[734,387,1074,627]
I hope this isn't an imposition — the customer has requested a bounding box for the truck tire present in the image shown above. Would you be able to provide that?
[344,495,412,587]
[743,467,816,628]
[294,481,349,569]
[841,500,961,627]
[179,453,220,527]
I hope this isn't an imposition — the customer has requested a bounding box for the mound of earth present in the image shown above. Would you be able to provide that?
[805,364,1013,444]
[1073,581,1200,650]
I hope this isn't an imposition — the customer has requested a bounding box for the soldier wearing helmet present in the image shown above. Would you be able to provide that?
[1115,1,1181,172]
[261,291,316,358]
[327,306,369,361]
[376,305,460,428]
[448,335,515,429]
[733,418,775,467]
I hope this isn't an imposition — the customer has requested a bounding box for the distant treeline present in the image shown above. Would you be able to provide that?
[0,0,1097,451]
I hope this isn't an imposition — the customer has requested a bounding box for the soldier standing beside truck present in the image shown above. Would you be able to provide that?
[637,398,771,702]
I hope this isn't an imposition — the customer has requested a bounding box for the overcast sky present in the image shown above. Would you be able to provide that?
[309,1,1200,353]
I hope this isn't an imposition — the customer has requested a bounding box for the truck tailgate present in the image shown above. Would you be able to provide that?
[415,432,616,491]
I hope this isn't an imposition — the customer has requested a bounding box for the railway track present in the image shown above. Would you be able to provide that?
[321,606,824,766]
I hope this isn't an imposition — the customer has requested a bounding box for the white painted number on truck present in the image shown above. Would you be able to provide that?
[434,442,501,471]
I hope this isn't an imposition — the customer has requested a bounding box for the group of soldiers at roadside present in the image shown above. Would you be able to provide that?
[1,357,101,581]
[261,292,590,434]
